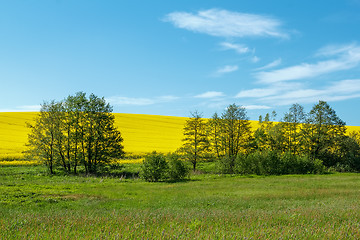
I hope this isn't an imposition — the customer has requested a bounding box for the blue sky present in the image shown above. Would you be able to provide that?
[1,0,360,125]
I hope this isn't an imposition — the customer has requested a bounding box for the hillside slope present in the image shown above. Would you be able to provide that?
[0,112,190,158]
[1,112,359,158]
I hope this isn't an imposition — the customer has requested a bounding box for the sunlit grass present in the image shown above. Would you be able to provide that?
[1,166,360,239]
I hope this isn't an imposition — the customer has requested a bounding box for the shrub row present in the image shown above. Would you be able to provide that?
[140,152,189,182]
[218,150,325,175]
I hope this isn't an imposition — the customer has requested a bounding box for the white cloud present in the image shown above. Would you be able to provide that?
[251,56,260,63]
[195,91,225,98]
[106,95,178,106]
[255,44,360,83]
[0,105,41,112]
[255,58,282,70]
[164,9,288,38]
[244,105,271,110]
[316,43,358,57]
[220,42,250,54]
[157,95,180,101]
[259,79,360,105]
[107,97,155,106]
[236,88,279,98]
[216,65,238,74]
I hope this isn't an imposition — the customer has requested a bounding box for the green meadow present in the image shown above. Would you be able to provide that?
[1,165,360,239]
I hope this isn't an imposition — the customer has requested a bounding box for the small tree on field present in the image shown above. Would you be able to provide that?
[282,103,306,155]
[212,104,253,173]
[178,111,210,171]
[302,100,346,166]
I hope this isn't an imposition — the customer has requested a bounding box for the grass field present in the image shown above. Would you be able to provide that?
[1,165,360,239]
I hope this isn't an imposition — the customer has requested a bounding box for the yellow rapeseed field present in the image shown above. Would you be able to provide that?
[0,112,359,163]
[0,112,190,159]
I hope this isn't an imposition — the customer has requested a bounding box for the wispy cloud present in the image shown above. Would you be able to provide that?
[251,56,260,63]
[220,42,250,54]
[195,91,225,98]
[243,105,271,110]
[0,105,41,112]
[236,88,280,98]
[255,43,360,83]
[257,79,360,105]
[216,65,238,75]
[237,43,360,107]
[106,95,178,106]
[164,9,288,38]
[255,58,282,70]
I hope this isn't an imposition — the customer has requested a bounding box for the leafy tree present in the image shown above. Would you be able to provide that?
[254,111,278,152]
[212,104,252,173]
[282,103,306,155]
[25,92,124,174]
[337,135,360,171]
[178,111,210,171]
[26,101,62,174]
[301,100,346,167]
[208,113,222,159]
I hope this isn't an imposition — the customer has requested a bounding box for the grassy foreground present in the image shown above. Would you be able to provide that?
[1,166,360,239]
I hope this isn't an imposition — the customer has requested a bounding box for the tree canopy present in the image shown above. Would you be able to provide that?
[26,92,124,174]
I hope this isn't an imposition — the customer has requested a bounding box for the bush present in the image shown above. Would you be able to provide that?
[140,152,168,182]
[235,150,326,175]
[280,153,325,174]
[218,156,237,174]
[167,154,189,181]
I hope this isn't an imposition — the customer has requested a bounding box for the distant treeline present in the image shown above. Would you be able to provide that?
[178,101,360,175]
[26,92,360,178]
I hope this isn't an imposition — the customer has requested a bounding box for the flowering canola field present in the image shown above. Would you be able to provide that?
[1,112,359,162]
[0,112,192,159]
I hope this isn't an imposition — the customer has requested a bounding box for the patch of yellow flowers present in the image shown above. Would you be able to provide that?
[0,160,39,166]
[1,112,360,166]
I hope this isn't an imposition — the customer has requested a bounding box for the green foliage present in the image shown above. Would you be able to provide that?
[233,151,325,175]
[178,111,210,171]
[140,152,169,182]
[303,100,346,166]
[25,92,124,174]
[167,153,189,181]
[218,156,237,174]
[208,104,253,173]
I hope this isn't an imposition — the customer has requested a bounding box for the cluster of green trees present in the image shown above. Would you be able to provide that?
[25,92,124,174]
[27,92,360,178]
[179,101,360,174]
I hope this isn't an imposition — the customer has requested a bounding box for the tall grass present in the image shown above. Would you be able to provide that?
[1,165,360,239]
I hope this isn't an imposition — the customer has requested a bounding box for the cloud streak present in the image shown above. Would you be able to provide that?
[255,44,360,83]
[243,105,271,110]
[106,95,178,106]
[195,91,225,99]
[220,42,250,54]
[216,65,238,74]
[164,9,288,39]
[255,58,282,71]
[0,105,41,112]
[242,79,360,106]
[236,44,360,108]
